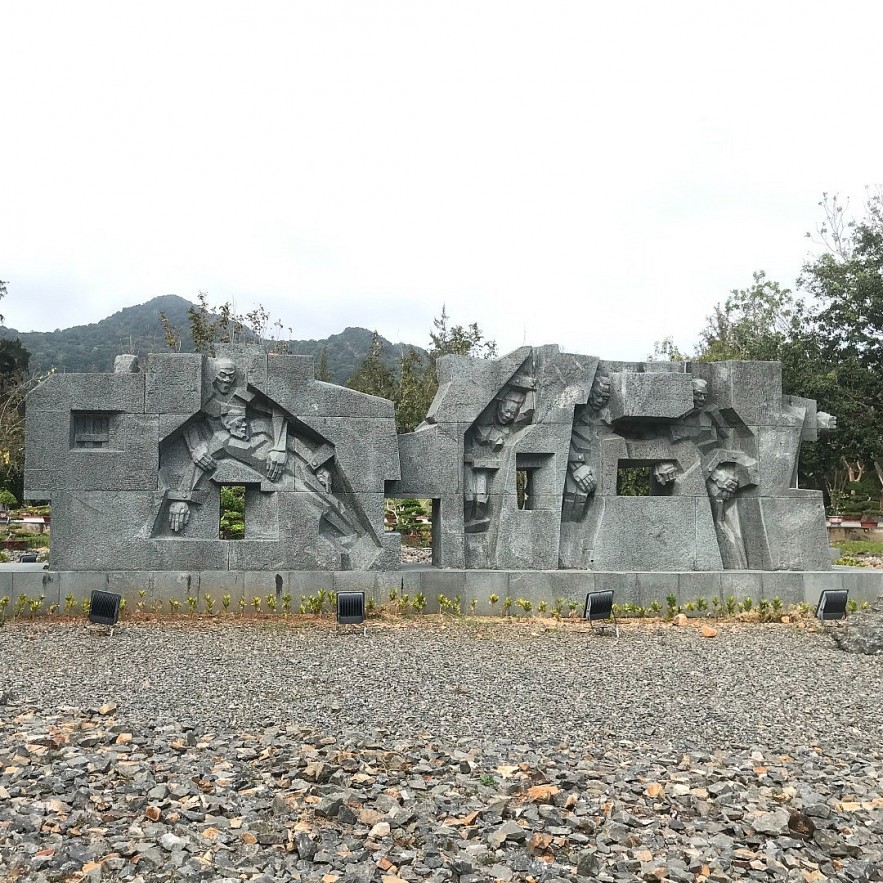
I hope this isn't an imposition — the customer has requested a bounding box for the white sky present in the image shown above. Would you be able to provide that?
[2,1,881,359]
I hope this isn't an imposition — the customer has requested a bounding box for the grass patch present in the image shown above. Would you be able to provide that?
[832,540,883,556]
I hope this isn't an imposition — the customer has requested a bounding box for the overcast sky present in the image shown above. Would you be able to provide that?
[2,1,881,360]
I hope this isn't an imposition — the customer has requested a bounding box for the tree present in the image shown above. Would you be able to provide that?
[0,283,35,502]
[428,306,497,360]
[393,306,498,433]
[346,307,498,433]
[677,192,883,512]
[316,347,332,382]
[161,292,292,357]
[394,346,431,433]
[797,190,883,509]
[0,338,33,503]
[346,331,396,401]
[696,271,805,363]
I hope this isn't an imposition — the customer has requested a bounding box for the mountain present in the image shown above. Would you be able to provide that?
[0,295,425,384]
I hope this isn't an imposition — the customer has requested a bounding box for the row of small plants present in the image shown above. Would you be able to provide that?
[617,593,869,620]
[0,587,871,622]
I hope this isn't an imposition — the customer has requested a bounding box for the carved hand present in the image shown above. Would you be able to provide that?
[571,464,597,494]
[709,469,739,502]
[266,449,287,482]
[169,501,191,532]
[191,444,217,472]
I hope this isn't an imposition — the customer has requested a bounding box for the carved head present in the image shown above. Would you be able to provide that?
[220,406,249,440]
[588,373,611,411]
[213,359,237,395]
[315,465,332,492]
[692,378,708,409]
[496,388,526,425]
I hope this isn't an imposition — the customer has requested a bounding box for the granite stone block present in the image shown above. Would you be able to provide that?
[608,372,694,421]
[145,354,204,414]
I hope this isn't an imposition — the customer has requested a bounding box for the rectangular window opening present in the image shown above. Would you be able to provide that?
[516,468,533,510]
[385,498,432,564]
[219,485,246,540]
[71,412,111,449]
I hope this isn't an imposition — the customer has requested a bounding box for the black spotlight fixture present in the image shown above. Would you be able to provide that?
[816,589,849,621]
[89,590,122,634]
[584,590,618,637]
[336,591,366,632]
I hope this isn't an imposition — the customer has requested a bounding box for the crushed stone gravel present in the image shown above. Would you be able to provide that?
[1,617,881,881]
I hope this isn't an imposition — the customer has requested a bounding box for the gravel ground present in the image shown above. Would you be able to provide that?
[1,617,882,882]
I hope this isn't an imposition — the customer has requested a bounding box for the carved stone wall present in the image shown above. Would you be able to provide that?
[392,349,834,572]
[25,345,400,571]
[26,344,834,573]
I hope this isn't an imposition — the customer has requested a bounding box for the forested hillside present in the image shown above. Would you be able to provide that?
[0,295,421,384]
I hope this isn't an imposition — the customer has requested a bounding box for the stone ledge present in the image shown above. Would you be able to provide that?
[4,569,880,614]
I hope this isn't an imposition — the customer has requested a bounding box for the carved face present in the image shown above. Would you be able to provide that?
[692,379,708,409]
[496,389,526,425]
[315,466,332,492]
[588,374,611,411]
[214,360,237,395]
[221,413,249,440]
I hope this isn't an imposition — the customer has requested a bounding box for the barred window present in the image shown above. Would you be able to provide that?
[72,413,110,449]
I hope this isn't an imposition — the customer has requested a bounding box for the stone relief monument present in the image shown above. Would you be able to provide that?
[25,346,400,571]
[393,348,836,572]
[26,344,834,574]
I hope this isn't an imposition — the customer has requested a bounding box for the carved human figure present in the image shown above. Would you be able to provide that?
[562,372,612,520]
[464,376,533,532]
[183,360,288,486]
[692,378,708,410]
[164,360,325,534]
[588,373,611,411]
[706,462,748,568]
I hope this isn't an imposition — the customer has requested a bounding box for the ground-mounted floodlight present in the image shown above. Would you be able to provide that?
[584,590,618,638]
[336,591,366,633]
[89,590,121,635]
[816,589,849,621]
